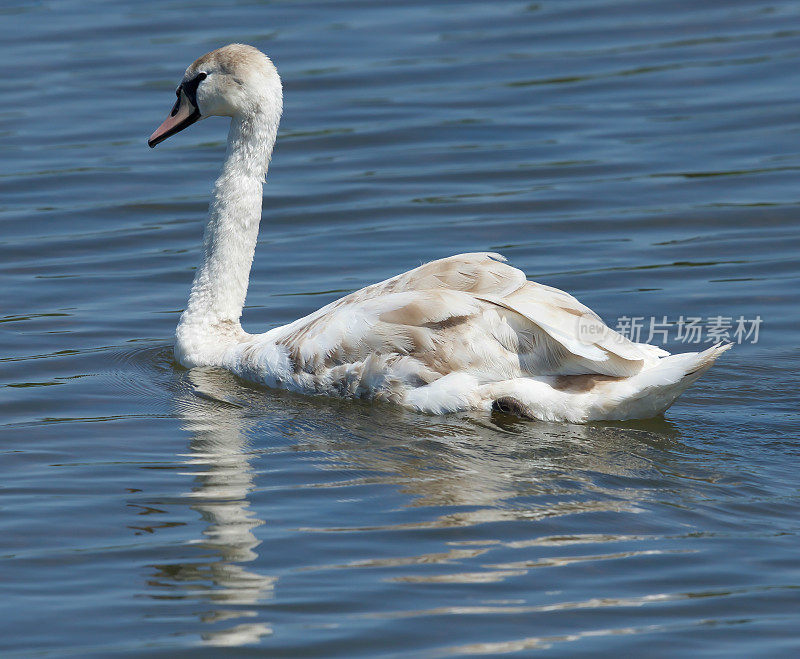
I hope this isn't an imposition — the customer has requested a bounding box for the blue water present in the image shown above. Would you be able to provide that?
[2,0,800,656]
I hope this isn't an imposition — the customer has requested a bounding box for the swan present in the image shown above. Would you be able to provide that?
[148,44,730,423]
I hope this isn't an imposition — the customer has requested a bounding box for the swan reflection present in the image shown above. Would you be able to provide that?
[142,361,701,646]
[158,367,276,646]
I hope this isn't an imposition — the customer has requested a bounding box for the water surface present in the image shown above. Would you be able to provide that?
[2,0,799,656]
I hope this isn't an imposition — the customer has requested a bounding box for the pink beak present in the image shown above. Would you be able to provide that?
[148,88,201,148]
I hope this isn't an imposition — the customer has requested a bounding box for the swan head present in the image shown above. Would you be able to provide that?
[148,44,282,148]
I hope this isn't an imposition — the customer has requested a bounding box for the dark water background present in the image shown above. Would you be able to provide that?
[2,0,800,656]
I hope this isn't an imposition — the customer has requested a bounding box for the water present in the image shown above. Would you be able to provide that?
[2,0,799,655]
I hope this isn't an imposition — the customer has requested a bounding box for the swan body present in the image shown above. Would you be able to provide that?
[149,44,729,423]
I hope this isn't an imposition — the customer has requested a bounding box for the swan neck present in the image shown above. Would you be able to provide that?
[223,110,278,182]
[176,108,279,364]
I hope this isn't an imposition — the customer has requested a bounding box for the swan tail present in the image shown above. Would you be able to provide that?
[595,342,732,420]
[485,343,731,422]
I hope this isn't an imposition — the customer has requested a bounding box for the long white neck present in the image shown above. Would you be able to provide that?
[175,107,279,366]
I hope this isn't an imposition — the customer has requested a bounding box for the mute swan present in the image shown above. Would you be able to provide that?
[148,44,729,423]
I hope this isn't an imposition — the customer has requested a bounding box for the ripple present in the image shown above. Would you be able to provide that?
[101,342,177,401]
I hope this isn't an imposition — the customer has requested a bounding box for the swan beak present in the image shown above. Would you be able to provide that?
[148,88,201,148]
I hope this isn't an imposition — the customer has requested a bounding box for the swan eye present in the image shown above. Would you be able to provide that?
[180,73,208,108]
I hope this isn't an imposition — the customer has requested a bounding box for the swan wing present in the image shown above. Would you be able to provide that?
[271,252,664,377]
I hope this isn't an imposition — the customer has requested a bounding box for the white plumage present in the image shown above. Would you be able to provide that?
[149,44,729,423]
